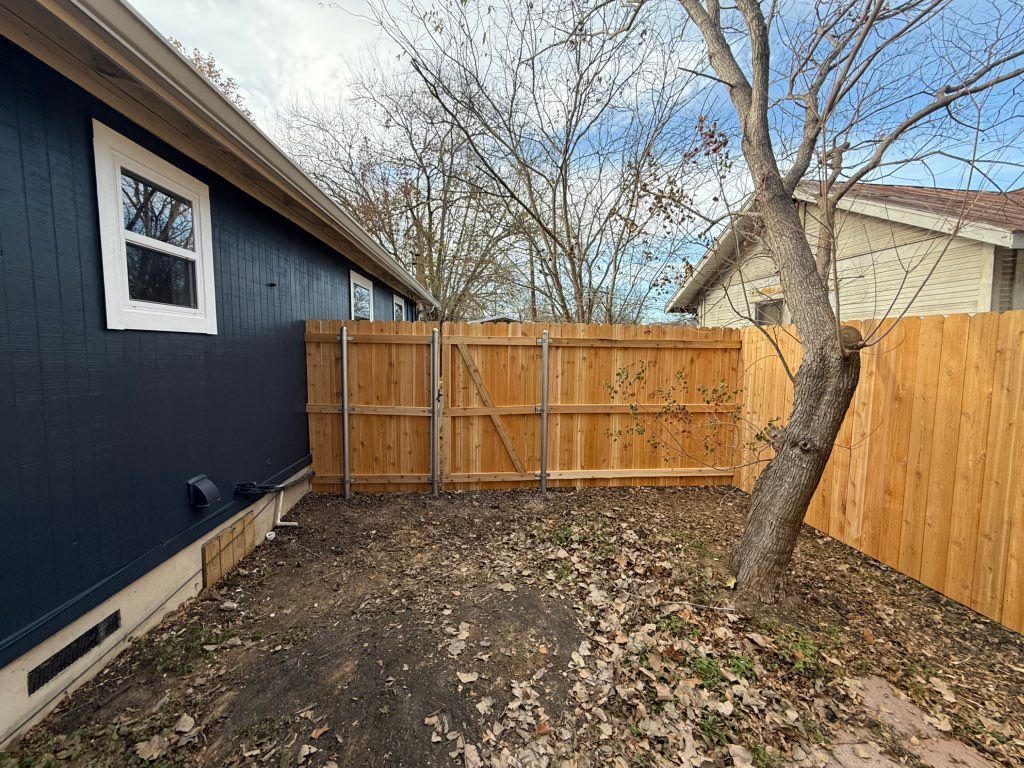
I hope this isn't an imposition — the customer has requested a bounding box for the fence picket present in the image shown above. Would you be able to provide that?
[734,310,1024,634]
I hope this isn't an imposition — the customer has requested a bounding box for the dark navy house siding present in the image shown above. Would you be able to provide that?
[0,37,416,667]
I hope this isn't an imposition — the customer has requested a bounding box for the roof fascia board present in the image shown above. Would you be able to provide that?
[665,218,743,312]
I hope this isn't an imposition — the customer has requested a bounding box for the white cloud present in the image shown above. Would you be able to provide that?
[128,0,391,129]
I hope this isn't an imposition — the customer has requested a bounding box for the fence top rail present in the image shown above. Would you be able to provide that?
[304,332,434,344]
[307,331,741,349]
[442,335,741,349]
[443,319,741,333]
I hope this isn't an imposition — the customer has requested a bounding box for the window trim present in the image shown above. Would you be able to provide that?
[93,120,217,334]
[392,294,406,322]
[350,270,374,321]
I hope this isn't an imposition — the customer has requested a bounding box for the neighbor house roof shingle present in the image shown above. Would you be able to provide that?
[801,182,1024,233]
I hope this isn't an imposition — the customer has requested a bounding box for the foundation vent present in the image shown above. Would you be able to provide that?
[27,610,121,695]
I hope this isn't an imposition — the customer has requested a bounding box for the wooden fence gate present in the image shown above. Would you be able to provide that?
[305,320,741,493]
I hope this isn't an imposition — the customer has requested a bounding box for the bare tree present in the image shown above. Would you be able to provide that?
[278,72,521,321]
[660,0,1024,604]
[305,0,1021,606]
[371,0,726,323]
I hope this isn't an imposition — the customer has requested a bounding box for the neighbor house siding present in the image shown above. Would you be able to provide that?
[0,36,415,667]
[697,243,783,327]
[696,202,989,326]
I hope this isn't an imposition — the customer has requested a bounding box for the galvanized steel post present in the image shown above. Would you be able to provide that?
[341,326,351,499]
[431,328,441,495]
[539,330,549,494]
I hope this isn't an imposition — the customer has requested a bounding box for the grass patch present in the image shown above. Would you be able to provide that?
[690,657,724,688]
[751,743,778,767]
[143,619,231,677]
[697,712,730,746]
[778,631,830,679]
[655,618,704,638]
[547,524,573,546]
[725,653,757,680]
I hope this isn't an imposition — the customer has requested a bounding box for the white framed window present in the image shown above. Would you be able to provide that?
[392,294,405,321]
[92,120,217,334]
[350,270,373,321]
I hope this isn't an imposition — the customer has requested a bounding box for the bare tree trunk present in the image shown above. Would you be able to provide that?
[731,345,860,602]
[726,177,863,605]
[681,5,866,606]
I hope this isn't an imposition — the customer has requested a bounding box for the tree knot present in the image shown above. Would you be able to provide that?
[839,325,863,350]
[795,438,816,453]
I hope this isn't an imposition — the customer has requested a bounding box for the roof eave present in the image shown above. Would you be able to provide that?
[665,226,741,313]
[794,187,1023,249]
[1,0,437,307]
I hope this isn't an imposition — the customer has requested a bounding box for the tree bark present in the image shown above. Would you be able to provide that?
[726,173,862,607]
[731,343,860,603]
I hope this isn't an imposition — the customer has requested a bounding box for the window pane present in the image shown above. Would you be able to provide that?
[121,171,195,250]
[127,243,197,308]
[393,300,404,321]
[352,282,372,320]
[755,299,784,326]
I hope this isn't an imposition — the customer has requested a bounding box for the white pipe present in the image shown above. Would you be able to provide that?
[272,490,298,528]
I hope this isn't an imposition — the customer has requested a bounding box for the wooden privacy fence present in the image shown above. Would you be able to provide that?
[306,320,438,494]
[305,320,741,494]
[735,311,1024,634]
[306,312,1024,634]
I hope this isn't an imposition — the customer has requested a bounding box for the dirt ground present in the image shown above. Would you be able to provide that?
[3,487,1023,768]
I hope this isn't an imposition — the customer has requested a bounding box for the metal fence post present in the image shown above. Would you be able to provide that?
[341,326,351,499]
[539,329,549,494]
[431,328,440,496]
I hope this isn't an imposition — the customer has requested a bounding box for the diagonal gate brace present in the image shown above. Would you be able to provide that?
[455,342,528,474]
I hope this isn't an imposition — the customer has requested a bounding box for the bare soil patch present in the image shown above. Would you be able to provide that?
[2,487,1022,767]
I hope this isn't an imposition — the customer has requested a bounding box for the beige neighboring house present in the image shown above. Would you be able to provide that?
[666,183,1024,326]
